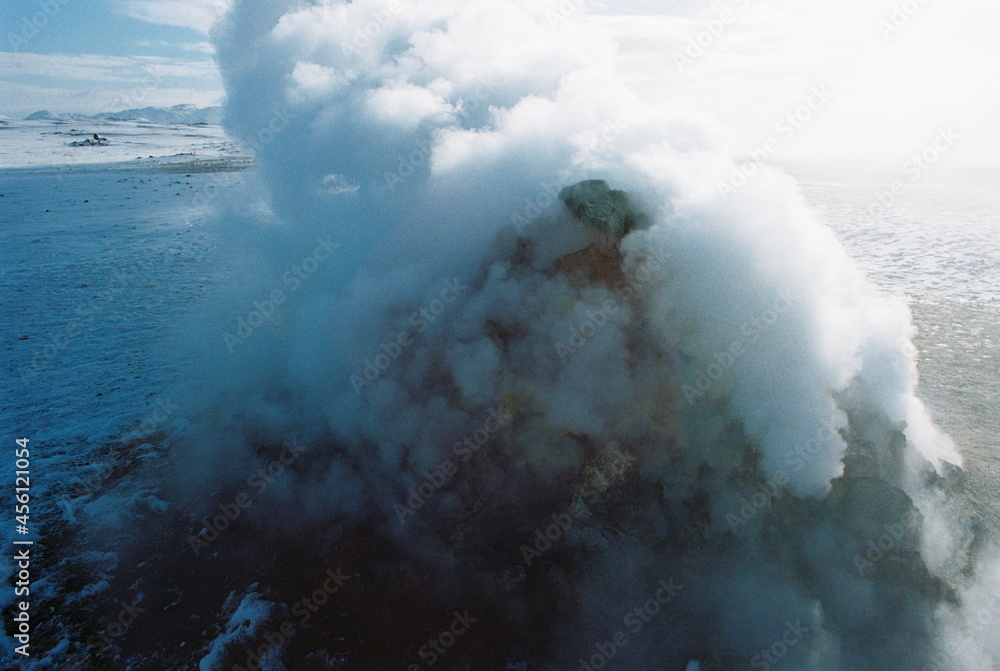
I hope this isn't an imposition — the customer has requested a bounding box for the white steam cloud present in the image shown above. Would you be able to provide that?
[144,1,1000,669]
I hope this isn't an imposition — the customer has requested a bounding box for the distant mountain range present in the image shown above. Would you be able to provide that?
[24,104,222,125]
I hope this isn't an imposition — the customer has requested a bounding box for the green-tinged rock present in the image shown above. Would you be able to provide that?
[559,179,645,242]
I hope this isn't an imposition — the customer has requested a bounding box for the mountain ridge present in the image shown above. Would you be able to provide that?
[24,104,222,125]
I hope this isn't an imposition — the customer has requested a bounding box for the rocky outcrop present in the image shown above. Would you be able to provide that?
[558,179,647,245]
[553,243,626,287]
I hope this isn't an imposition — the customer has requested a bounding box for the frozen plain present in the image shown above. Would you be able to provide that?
[1,119,999,667]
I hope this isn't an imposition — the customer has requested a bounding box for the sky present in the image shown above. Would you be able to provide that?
[0,0,228,114]
[1,0,998,169]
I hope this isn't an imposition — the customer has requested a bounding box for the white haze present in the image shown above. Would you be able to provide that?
[144,1,1000,669]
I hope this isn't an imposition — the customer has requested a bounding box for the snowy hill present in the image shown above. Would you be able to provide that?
[0,118,242,168]
[24,104,222,125]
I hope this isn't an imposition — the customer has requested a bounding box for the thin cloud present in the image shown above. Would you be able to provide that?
[119,0,232,33]
[0,52,219,82]
[598,0,1000,168]
[0,52,223,117]
[179,41,216,54]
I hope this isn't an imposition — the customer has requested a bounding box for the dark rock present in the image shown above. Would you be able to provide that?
[553,243,626,287]
[559,179,647,243]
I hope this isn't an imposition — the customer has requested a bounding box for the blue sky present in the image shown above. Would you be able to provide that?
[0,0,226,116]
[1,0,998,168]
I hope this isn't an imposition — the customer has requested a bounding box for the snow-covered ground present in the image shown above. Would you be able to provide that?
[0,119,240,169]
[2,120,999,668]
[0,159,240,469]
[0,125,252,665]
[802,176,1000,304]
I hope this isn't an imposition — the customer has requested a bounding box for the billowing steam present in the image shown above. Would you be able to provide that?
[138,1,1000,669]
